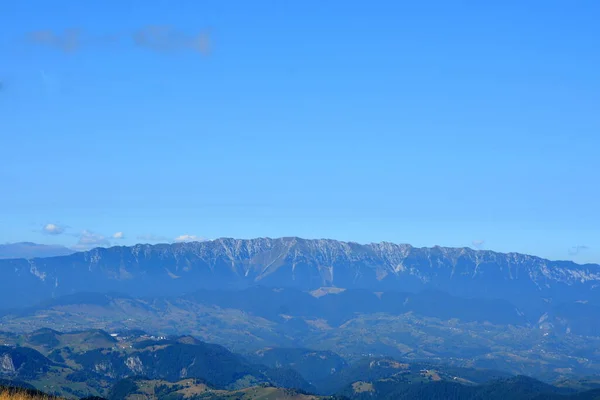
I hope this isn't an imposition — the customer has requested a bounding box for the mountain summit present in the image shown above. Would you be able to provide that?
[1,237,599,308]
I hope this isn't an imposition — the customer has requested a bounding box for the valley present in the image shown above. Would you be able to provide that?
[1,327,600,400]
[2,287,600,381]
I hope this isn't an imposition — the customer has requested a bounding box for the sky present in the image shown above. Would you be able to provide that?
[0,1,599,263]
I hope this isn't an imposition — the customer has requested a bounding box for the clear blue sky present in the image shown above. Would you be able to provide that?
[1,1,599,263]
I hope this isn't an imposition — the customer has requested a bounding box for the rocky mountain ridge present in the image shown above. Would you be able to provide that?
[1,237,599,308]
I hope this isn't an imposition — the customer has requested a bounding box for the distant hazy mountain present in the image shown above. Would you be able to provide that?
[0,242,75,260]
[0,237,599,308]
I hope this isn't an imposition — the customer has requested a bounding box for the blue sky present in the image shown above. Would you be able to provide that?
[1,1,599,263]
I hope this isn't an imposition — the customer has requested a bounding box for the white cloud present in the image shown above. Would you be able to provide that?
[174,234,205,243]
[43,223,65,235]
[72,230,110,251]
[112,231,125,239]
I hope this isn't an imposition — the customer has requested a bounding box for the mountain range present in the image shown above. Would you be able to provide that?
[3,237,600,387]
[0,237,599,309]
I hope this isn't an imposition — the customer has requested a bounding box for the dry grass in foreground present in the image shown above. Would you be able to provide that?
[0,387,60,400]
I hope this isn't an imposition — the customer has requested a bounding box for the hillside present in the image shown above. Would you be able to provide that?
[0,329,313,398]
[337,375,600,400]
[107,378,329,400]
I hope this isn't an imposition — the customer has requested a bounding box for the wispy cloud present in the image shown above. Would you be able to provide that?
[27,29,82,53]
[72,230,110,251]
[569,245,589,256]
[42,223,65,235]
[174,234,205,243]
[25,26,210,55]
[133,25,210,54]
[112,232,125,240]
[472,239,485,249]
[136,234,170,243]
